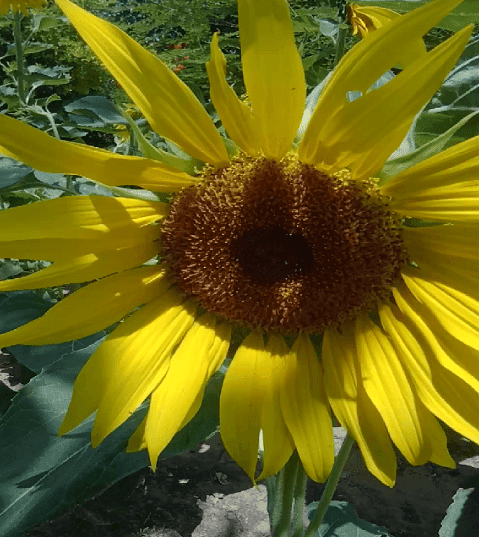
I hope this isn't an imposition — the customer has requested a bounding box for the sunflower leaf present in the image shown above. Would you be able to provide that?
[377,109,479,186]
[0,157,32,189]
[307,500,393,536]
[64,96,126,126]
[0,336,222,537]
[439,487,479,537]
[0,341,149,537]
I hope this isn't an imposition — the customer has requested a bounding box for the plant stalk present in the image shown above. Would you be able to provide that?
[13,12,26,105]
[291,457,308,537]
[304,434,354,537]
[270,451,300,536]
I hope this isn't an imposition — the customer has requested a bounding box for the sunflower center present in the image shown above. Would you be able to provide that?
[231,226,314,284]
[161,153,408,333]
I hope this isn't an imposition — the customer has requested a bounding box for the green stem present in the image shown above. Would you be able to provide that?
[13,12,26,106]
[264,474,277,523]
[291,459,308,537]
[43,110,60,139]
[270,451,300,537]
[334,23,348,67]
[304,434,354,537]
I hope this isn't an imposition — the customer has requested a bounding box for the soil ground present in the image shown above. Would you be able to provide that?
[21,428,479,537]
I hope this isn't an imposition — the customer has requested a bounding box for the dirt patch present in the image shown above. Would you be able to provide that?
[21,428,479,537]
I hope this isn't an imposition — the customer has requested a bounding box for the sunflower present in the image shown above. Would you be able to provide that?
[0,0,46,16]
[0,0,477,488]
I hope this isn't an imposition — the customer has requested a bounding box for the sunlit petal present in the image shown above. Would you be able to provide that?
[257,334,295,480]
[89,295,196,446]
[322,324,396,486]
[348,4,427,68]
[0,113,196,192]
[279,334,334,482]
[382,135,479,223]
[393,280,479,396]
[206,33,259,156]
[0,195,167,243]
[379,300,479,446]
[300,24,471,179]
[402,224,478,298]
[55,0,229,166]
[237,0,306,159]
[0,267,168,348]
[144,316,231,470]
[220,331,265,481]
[0,226,159,291]
[401,265,479,351]
[355,313,454,467]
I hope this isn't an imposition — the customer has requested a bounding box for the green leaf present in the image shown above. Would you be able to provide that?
[0,341,149,537]
[0,157,32,188]
[424,34,479,116]
[0,291,52,336]
[119,110,204,175]
[319,19,338,40]
[24,65,71,87]
[378,109,479,185]
[33,170,65,185]
[439,487,479,536]
[4,42,53,58]
[75,178,116,197]
[64,96,126,126]
[10,331,112,375]
[30,13,65,32]
[0,338,223,537]
[307,500,393,536]
[0,290,110,373]
[0,261,24,280]
[0,86,19,109]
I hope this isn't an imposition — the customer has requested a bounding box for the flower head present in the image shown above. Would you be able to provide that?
[0,0,477,487]
[0,0,46,16]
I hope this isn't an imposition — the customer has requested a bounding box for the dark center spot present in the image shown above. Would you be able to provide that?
[231,226,314,284]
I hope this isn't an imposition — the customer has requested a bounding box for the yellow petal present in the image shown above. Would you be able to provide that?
[0,195,167,243]
[279,334,334,483]
[0,226,159,291]
[144,315,231,470]
[0,267,168,348]
[393,280,479,396]
[0,113,196,192]
[220,331,266,481]
[299,0,471,178]
[126,416,148,453]
[355,312,454,467]
[128,382,208,454]
[206,33,259,156]
[379,300,479,446]
[347,4,427,68]
[89,295,196,446]
[402,224,478,298]
[322,324,396,486]
[257,334,295,481]
[237,0,306,159]
[401,265,479,352]
[381,135,479,223]
[55,0,229,167]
